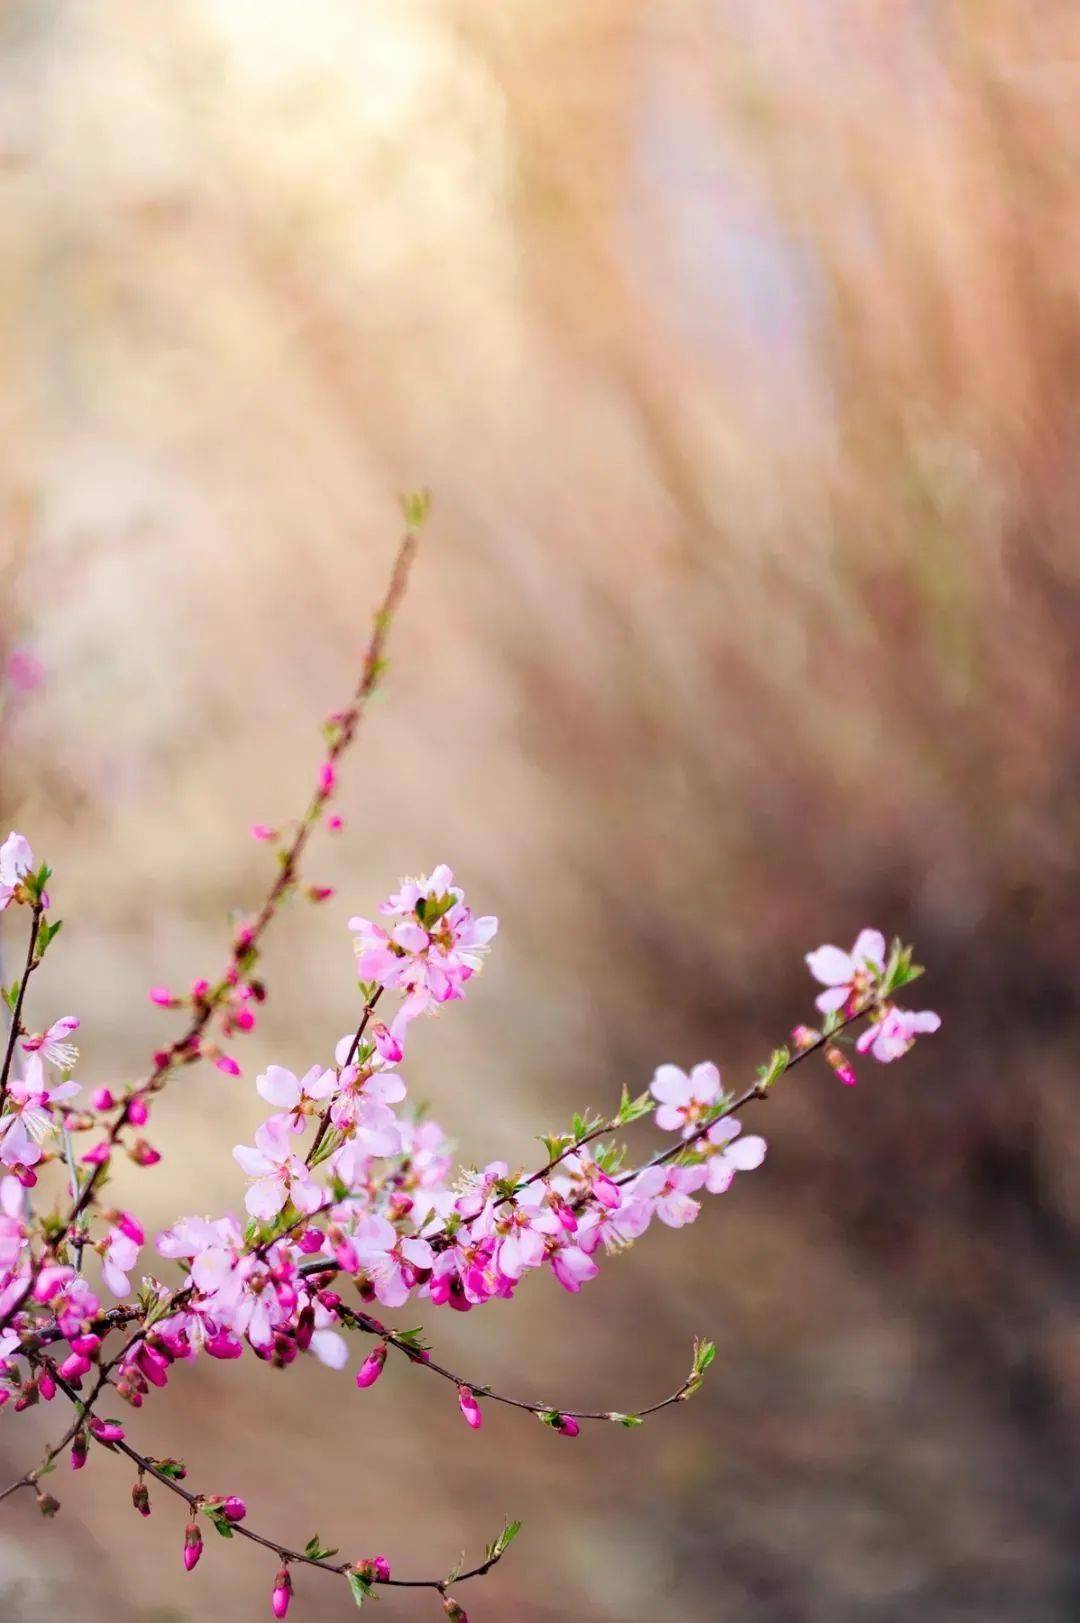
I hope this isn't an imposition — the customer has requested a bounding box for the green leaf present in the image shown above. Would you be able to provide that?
[305,1535,339,1562]
[485,1517,523,1563]
[756,1047,790,1091]
[609,1411,643,1427]
[684,1336,717,1398]
[616,1084,653,1126]
[347,1569,374,1606]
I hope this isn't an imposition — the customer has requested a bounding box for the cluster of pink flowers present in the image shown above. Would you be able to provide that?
[0,810,938,1614]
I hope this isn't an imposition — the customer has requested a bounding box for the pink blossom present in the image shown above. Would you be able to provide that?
[348,866,497,1031]
[548,1237,600,1293]
[805,929,886,1015]
[102,1214,144,1297]
[650,1061,723,1136]
[0,1056,80,1169]
[698,1118,767,1193]
[256,1063,336,1127]
[0,832,33,911]
[21,1016,80,1072]
[349,1214,432,1308]
[629,1163,707,1228]
[251,824,278,841]
[856,1006,941,1062]
[233,1118,324,1221]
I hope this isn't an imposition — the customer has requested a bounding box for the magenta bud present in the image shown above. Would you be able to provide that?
[127,1097,148,1127]
[183,1521,203,1570]
[457,1385,482,1430]
[215,1054,242,1077]
[295,1306,315,1351]
[90,1087,114,1112]
[148,986,176,1008]
[355,1345,386,1389]
[554,1413,580,1437]
[222,1495,246,1523]
[38,1371,56,1401]
[90,1417,125,1443]
[272,1566,293,1617]
[70,1430,88,1470]
[372,1022,403,1063]
[59,1351,90,1382]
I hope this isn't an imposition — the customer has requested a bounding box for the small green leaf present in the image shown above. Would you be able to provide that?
[609,1411,643,1427]
[305,1534,339,1562]
[616,1084,653,1126]
[347,1568,374,1606]
[485,1517,523,1563]
[400,488,433,529]
[756,1047,790,1091]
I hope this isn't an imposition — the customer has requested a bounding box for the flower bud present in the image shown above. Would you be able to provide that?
[824,1045,857,1087]
[70,1430,88,1470]
[552,1413,580,1437]
[90,1417,125,1444]
[90,1087,114,1112]
[36,1491,60,1518]
[371,1022,403,1063]
[183,1520,203,1570]
[457,1386,482,1430]
[443,1598,468,1621]
[354,1345,386,1389]
[127,1096,150,1126]
[148,986,177,1008]
[132,1479,151,1517]
[38,1369,56,1402]
[272,1566,293,1617]
[221,1495,246,1523]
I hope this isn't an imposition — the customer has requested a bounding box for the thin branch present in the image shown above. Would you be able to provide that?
[0,529,419,1334]
[0,899,43,1110]
[38,1360,516,1598]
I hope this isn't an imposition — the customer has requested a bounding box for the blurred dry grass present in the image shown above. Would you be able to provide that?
[1,1,1079,1618]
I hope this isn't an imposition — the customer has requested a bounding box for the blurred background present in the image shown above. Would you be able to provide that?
[1,1,1078,1618]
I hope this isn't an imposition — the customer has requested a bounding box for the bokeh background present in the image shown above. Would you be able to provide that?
[1,2,1078,1619]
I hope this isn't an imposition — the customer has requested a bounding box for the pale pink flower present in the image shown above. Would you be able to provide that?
[102,1212,144,1297]
[256,1063,336,1128]
[233,1118,324,1221]
[349,1214,433,1308]
[548,1235,600,1293]
[21,1017,80,1072]
[0,1176,27,1273]
[856,1006,941,1063]
[630,1163,707,1228]
[348,865,498,1030]
[805,929,886,1015]
[0,832,33,911]
[699,1118,767,1194]
[650,1062,722,1137]
[0,1056,80,1169]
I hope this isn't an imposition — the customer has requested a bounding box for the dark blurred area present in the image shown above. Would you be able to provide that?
[1,2,1078,1619]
